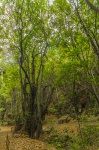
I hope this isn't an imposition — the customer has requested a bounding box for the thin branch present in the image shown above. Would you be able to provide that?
[74,3,99,59]
[20,64,31,88]
[89,30,99,49]
[85,0,99,13]
[36,44,48,84]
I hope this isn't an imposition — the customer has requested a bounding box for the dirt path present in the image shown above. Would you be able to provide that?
[0,126,56,150]
[0,126,11,150]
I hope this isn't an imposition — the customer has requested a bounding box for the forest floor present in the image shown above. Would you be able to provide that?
[0,126,56,150]
[0,115,99,150]
[41,114,99,150]
[42,114,99,136]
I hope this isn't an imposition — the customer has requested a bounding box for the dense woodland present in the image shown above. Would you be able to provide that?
[0,0,99,149]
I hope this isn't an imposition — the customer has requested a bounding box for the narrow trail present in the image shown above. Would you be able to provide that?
[0,126,56,150]
[0,126,11,150]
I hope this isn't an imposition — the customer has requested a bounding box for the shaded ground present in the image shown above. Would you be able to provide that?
[41,115,99,150]
[0,126,56,150]
[42,114,99,136]
[0,126,11,150]
[0,115,99,150]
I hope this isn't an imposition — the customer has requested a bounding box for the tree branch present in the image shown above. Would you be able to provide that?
[74,4,99,59]
[85,0,99,13]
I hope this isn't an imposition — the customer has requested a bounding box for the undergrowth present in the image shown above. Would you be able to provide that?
[46,125,99,150]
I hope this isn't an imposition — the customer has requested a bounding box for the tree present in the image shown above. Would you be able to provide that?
[1,0,99,140]
[4,0,55,138]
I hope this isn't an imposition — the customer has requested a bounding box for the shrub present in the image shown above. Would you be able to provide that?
[79,125,99,148]
[46,129,73,150]
[46,123,99,150]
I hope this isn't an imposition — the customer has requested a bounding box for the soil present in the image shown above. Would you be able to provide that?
[43,114,99,130]
[0,126,56,150]
[0,115,99,150]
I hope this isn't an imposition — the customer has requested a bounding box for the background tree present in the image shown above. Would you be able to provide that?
[0,0,99,141]
[4,0,56,138]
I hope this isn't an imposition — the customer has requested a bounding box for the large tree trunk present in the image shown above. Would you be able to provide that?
[25,85,37,138]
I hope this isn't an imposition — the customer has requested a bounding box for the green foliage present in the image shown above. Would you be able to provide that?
[80,125,99,148]
[6,118,15,125]
[46,124,99,150]
[46,129,73,150]
[0,120,2,127]
[48,107,57,115]
[0,108,5,113]
[79,115,88,122]
[0,0,99,141]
